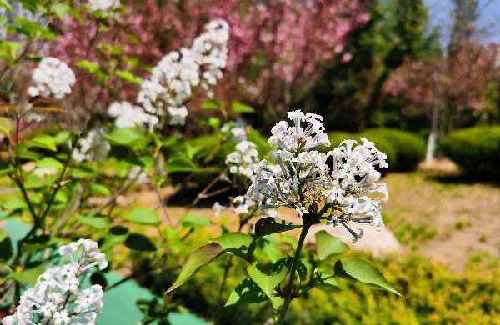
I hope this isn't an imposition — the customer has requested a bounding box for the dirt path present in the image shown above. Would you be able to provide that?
[384,172,500,271]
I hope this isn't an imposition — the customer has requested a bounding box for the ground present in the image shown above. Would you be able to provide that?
[385,172,500,271]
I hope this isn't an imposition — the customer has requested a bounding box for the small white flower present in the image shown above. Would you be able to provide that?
[212,202,225,216]
[136,19,229,127]
[226,141,260,179]
[29,58,75,100]
[4,239,107,325]
[246,109,389,240]
[268,110,330,152]
[167,106,188,126]
[88,0,120,12]
[108,101,158,130]
[72,128,110,163]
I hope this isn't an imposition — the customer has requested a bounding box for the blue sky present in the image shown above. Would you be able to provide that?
[423,0,500,45]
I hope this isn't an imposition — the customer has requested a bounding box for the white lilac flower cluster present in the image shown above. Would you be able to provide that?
[213,123,281,219]
[221,122,247,142]
[28,58,76,100]
[72,128,110,163]
[2,239,107,325]
[108,101,158,131]
[136,19,229,127]
[226,141,260,179]
[246,110,388,240]
[88,0,120,12]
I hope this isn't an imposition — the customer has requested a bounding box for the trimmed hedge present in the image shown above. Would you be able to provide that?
[440,127,500,180]
[329,129,425,172]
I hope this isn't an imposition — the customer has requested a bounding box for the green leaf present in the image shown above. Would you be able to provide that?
[254,217,301,237]
[340,257,399,295]
[10,265,45,285]
[166,243,223,294]
[89,183,111,196]
[78,214,111,229]
[0,230,13,262]
[315,231,348,260]
[225,278,267,307]
[125,233,156,252]
[0,41,21,63]
[0,0,12,10]
[180,213,210,229]
[1,196,27,211]
[232,101,255,114]
[213,233,253,250]
[323,277,338,287]
[115,70,143,85]
[247,264,287,299]
[101,226,128,251]
[122,207,160,225]
[201,100,220,111]
[28,134,57,151]
[13,17,55,40]
[36,157,63,170]
[0,117,12,135]
[166,154,198,173]
[106,128,149,147]
[50,3,70,18]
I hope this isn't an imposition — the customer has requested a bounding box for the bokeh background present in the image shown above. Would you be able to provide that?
[1,0,500,324]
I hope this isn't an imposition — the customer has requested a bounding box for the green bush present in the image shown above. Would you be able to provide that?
[329,129,425,172]
[289,254,500,325]
[440,127,500,180]
[363,129,426,172]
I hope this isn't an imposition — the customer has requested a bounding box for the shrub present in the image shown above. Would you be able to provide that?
[329,129,425,172]
[440,127,500,180]
[363,129,426,172]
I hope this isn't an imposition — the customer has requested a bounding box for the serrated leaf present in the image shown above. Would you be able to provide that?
[125,233,156,252]
[247,264,287,299]
[122,207,160,225]
[315,231,348,260]
[340,257,399,295]
[232,101,255,114]
[225,278,267,307]
[166,243,223,294]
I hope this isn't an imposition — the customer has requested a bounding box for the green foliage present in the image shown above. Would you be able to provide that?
[289,254,500,324]
[310,0,440,131]
[329,128,425,171]
[440,127,500,180]
[363,128,426,171]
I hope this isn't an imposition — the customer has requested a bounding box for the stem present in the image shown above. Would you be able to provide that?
[277,222,311,324]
